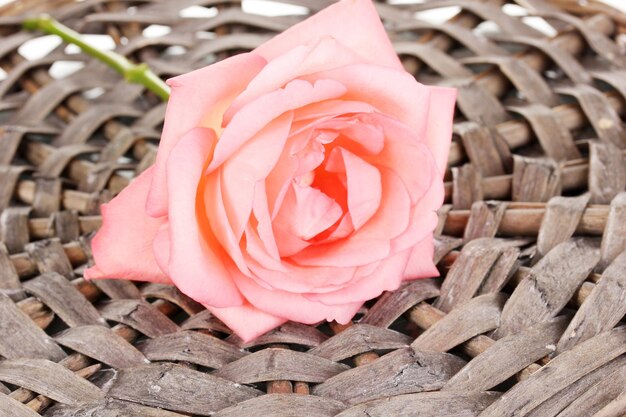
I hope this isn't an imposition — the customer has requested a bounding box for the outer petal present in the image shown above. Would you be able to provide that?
[147,53,267,217]
[84,166,172,285]
[207,303,287,342]
[254,0,402,70]
[302,64,431,137]
[403,235,440,279]
[305,249,411,305]
[225,37,364,123]
[243,224,357,293]
[166,127,244,307]
[391,170,444,254]
[152,223,171,276]
[425,86,457,176]
[291,235,390,268]
[231,265,362,325]
[363,113,435,204]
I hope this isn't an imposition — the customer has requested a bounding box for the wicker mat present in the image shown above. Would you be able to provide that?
[1,0,626,416]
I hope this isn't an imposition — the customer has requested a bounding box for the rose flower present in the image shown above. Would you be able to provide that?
[85,0,456,341]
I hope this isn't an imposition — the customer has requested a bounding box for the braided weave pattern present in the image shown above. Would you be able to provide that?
[0,1,625,416]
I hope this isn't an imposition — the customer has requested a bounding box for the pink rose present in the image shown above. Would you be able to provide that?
[85,0,456,341]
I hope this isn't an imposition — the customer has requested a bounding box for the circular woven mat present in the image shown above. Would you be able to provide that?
[0,1,626,416]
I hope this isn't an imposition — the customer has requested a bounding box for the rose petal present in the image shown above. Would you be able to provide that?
[313,116,385,155]
[166,127,244,307]
[288,171,409,262]
[208,79,347,172]
[313,212,353,243]
[293,99,376,122]
[252,182,280,260]
[305,248,411,305]
[265,141,300,219]
[152,223,170,276]
[291,235,390,268]
[274,182,343,241]
[336,117,385,155]
[425,86,457,176]
[84,166,172,285]
[355,167,411,240]
[302,64,431,136]
[363,114,437,204]
[326,148,381,229]
[231,265,362,324]
[243,223,286,273]
[391,177,444,253]
[207,303,287,342]
[204,170,251,276]
[225,37,364,123]
[271,222,311,258]
[246,259,355,294]
[243,226,357,293]
[403,235,439,279]
[254,0,402,70]
[147,53,266,218]
[310,166,348,213]
[220,112,293,239]
[316,168,413,247]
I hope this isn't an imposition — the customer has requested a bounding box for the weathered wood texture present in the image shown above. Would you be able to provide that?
[1,0,625,415]
[107,363,261,415]
[312,348,466,404]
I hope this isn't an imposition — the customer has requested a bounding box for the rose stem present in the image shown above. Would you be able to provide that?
[22,15,170,101]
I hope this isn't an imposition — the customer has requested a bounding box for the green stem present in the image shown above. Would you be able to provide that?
[23,14,170,101]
